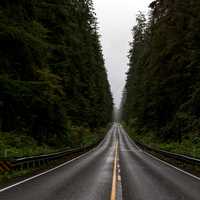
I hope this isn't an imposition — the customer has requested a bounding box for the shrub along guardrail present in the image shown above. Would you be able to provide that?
[0,141,101,173]
[134,141,200,166]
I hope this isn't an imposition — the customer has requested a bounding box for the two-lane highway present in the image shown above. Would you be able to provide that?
[0,123,200,200]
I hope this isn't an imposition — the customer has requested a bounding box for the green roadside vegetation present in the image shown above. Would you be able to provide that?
[0,132,55,158]
[0,170,32,185]
[0,127,106,158]
[125,125,200,159]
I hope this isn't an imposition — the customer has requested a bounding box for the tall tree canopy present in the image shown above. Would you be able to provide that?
[0,0,113,146]
[121,0,200,142]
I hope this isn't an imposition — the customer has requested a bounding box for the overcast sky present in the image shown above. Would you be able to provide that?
[94,0,152,108]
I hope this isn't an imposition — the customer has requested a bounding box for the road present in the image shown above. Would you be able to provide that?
[0,123,199,200]
[118,126,200,200]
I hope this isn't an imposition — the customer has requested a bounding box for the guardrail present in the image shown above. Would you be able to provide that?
[0,141,100,173]
[134,141,200,166]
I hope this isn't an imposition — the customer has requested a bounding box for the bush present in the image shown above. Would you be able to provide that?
[0,132,54,158]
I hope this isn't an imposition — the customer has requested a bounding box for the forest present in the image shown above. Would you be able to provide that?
[121,0,200,154]
[0,0,113,155]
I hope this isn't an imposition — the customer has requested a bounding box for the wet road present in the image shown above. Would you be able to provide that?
[118,126,200,200]
[0,123,199,200]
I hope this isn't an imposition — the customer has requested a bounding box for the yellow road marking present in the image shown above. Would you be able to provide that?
[110,141,119,200]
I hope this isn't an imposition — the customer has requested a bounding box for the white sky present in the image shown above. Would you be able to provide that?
[94,0,152,107]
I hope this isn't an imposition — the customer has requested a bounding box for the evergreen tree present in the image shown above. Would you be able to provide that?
[0,0,113,147]
[122,0,200,142]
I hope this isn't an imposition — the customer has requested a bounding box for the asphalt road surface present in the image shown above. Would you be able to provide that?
[118,125,200,200]
[0,123,199,200]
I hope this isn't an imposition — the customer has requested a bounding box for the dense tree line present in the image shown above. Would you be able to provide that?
[0,0,113,147]
[121,0,200,142]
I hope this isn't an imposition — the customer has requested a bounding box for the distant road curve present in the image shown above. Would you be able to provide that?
[0,123,199,200]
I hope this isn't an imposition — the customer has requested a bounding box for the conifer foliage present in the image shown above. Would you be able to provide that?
[0,0,113,146]
[121,0,200,141]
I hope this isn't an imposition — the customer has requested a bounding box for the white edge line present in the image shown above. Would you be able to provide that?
[121,126,200,181]
[143,151,200,181]
[0,127,114,193]
[0,146,97,193]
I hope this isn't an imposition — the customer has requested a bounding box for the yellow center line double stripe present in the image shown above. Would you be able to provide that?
[110,141,119,200]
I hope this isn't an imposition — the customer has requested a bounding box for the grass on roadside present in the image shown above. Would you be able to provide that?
[0,170,32,185]
[125,126,200,158]
[0,127,106,158]
[0,132,56,158]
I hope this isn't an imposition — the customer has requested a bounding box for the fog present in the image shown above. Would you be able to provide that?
[94,0,152,107]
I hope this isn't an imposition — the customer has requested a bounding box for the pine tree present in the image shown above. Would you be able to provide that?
[122,0,200,142]
[0,0,113,147]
